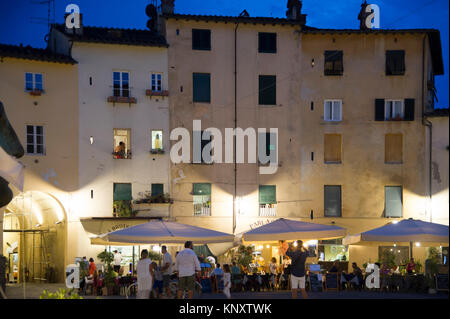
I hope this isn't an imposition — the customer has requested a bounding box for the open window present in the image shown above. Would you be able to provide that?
[151,130,164,154]
[113,129,131,159]
[324,51,343,76]
[193,183,211,216]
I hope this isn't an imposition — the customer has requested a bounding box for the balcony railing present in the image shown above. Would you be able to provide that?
[112,150,132,159]
[194,204,211,216]
[259,204,276,217]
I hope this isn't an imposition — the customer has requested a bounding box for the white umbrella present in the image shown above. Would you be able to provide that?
[243,218,346,243]
[343,219,449,245]
[90,220,235,245]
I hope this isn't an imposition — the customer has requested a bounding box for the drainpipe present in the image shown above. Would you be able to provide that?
[421,34,433,222]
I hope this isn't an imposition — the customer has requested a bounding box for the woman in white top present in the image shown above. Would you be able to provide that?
[136,249,154,299]
[222,264,231,299]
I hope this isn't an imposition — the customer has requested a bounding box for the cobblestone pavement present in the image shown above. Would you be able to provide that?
[2,283,448,299]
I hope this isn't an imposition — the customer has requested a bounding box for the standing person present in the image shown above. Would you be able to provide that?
[223,264,231,299]
[88,258,96,276]
[113,250,122,273]
[161,245,173,299]
[152,262,163,298]
[281,240,309,299]
[136,249,154,299]
[269,257,278,290]
[175,241,201,299]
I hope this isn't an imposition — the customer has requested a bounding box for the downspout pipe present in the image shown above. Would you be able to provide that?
[421,34,433,222]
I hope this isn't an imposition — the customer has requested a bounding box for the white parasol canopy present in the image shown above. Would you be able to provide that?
[90,220,235,245]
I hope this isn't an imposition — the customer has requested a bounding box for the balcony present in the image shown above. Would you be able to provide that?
[259,204,276,217]
[146,89,169,99]
[150,148,165,155]
[132,193,172,218]
[112,150,132,159]
[194,203,211,216]
[107,96,137,105]
[27,89,44,96]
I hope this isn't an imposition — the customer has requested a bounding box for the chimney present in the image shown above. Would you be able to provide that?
[286,0,302,20]
[64,12,83,35]
[358,1,370,30]
[161,0,175,15]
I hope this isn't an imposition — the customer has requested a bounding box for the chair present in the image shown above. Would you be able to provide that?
[84,276,94,295]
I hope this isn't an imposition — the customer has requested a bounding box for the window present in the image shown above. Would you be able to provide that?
[26,125,45,155]
[385,134,403,163]
[113,129,131,159]
[259,185,276,217]
[151,183,164,197]
[192,29,211,51]
[151,73,162,92]
[258,32,277,53]
[386,50,405,75]
[385,186,402,217]
[113,183,132,217]
[324,185,342,217]
[113,183,132,201]
[375,99,414,121]
[324,134,342,163]
[259,75,276,105]
[324,100,342,121]
[113,71,129,97]
[151,130,163,151]
[385,100,404,120]
[193,73,211,103]
[324,51,343,76]
[25,73,43,91]
[193,183,211,216]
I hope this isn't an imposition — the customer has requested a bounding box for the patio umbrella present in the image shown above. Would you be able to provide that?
[242,218,347,243]
[90,220,235,245]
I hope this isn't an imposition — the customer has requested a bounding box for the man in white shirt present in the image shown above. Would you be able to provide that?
[161,245,173,298]
[175,241,201,299]
[113,250,122,273]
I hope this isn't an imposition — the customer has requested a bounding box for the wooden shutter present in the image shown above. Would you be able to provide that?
[385,186,402,217]
[113,183,132,201]
[258,33,276,53]
[259,75,276,105]
[193,183,211,195]
[375,99,385,121]
[324,186,342,217]
[385,134,403,163]
[404,98,415,121]
[324,134,342,163]
[386,50,405,75]
[193,73,211,103]
[192,29,211,50]
[324,51,343,75]
[259,185,276,204]
[151,184,164,196]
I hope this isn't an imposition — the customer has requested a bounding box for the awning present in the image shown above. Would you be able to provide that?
[90,220,235,245]
[343,219,449,245]
[80,217,154,235]
[243,218,346,243]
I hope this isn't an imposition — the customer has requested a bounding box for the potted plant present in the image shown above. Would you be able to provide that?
[424,247,441,294]
[97,250,117,296]
[113,200,136,217]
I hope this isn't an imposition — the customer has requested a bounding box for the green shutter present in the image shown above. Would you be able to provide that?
[259,185,276,204]
[193,73,211,103]
[259,75,276,105]
[193,183,211,195]
[385,186,402,217]
[324,186,341,217]
[151,183,164,196]
[113,183,132,201]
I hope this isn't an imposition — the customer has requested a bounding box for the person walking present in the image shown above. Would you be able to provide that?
[161,245,173,299]
[113,250,122,273]
[136,249,154,299]
[281,240,309,299]
[223,264,231,299]
[175,241,201,299]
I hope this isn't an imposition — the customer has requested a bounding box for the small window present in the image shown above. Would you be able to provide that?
[259,75,276,105]
[151,73,162,92]
[25,73,43,91]
[386,50,405,75]
[324,185,342,217]
[26,125,45,155]
[324,51,343,76]
[193,183,211,216]
[324,100,342,121]
[385,134,403,163]
[192,29,211,51]
[258,32,277,53]
[151,183,164,197]
[113,183,132,217]
[113,129,131,159]
[324,134,342,163]
[385,186,402,217]
[193,73,211,103]
[151,130,163,151]
[385,100,404,120]
[113,71,129,97]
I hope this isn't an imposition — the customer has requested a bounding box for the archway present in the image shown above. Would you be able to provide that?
[2,191,67,284]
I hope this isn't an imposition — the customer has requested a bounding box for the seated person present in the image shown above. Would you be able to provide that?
[341,262,363,286]
[406,258,416,274]
[329,260,339,273]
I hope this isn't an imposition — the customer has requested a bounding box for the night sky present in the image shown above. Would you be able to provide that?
[0,0,448,108]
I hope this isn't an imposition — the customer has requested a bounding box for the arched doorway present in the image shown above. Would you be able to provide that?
[2,191,66,284]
